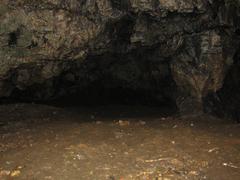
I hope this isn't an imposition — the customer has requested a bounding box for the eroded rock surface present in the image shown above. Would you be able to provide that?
[0,0,239,113]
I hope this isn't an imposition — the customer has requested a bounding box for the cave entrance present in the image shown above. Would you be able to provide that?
[2,15,178,115]
[7,48,178,116]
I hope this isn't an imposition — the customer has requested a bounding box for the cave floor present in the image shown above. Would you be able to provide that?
[0,104,239,180]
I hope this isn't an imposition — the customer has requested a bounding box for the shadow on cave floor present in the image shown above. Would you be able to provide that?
[0,86,240,180]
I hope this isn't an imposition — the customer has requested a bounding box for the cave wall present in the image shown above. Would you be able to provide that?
[205,42,240,120]
[0,0,239,113]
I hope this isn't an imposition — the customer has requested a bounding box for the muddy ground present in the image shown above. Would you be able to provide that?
[0,103,239,180]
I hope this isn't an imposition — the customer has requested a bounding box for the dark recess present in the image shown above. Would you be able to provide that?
[8,29,20,47]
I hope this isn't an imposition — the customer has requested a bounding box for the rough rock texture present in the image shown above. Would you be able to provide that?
[0,0,239,113]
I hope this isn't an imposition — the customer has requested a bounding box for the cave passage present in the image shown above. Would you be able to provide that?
[0,49,240,180]
[0,1,240,179]
[2,46,240,121]
[1,48,178,115]
[0,50,240,180]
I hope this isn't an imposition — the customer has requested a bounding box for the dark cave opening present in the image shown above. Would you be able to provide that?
[1,14,178,115]
[1,48,178,115]
[1,45,240,121]
[1,12,179,114]
[4,82,178,118]
[4,45,240,121]
[8,29,20,47]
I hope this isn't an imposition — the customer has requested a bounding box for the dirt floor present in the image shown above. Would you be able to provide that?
[0,103,239,180]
